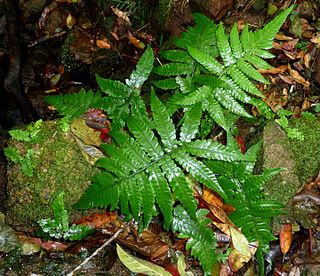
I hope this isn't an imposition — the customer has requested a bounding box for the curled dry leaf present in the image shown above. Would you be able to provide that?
[279,223,292,254]
[111,6,131,25]
[288,64,310,87]
[96,39,111,49]
[258,64,288,74]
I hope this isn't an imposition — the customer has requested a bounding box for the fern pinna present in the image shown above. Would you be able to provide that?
[153,7,293,130]
[75,91,247,229]
[205,142,283,275]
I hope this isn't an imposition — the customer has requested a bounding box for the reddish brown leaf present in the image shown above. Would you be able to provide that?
[258,64,288,74]
[73,212,117,228]
[279,223,292,254]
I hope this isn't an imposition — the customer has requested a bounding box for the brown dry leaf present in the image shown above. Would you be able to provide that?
[228,242,258,272]
[279,223,292,254]
[288,64,310,87]
[311,34,320,46]
[203,187,235,214]
[73,212,117,228]
[96,39,111,49]
[117,228,169,259]
[304,53,311,68]
[302,98,311,110]
[203,186,224,208]
[111,6,131,25]
[275,33,294,41]
[208,204,238,236]
[128,35,145,49]
[258,64,288,74]
[278,74,294,84]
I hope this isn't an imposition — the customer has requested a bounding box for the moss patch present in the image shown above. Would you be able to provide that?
[6,121,99,231]
[289,114,320,183]
[262,121,301,205]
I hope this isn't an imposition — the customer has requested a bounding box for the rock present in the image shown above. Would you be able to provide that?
[190,0,233,21]
[5,120,99,232]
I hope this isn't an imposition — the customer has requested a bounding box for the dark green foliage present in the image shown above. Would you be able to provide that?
[46,89,101,120]
[75,91,246,229]
[205,143,283,274]
[153,7,293,131]
[172,206,222,276]
[38,192,93,241]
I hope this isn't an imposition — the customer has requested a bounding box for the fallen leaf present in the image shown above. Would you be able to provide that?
[128,35,145,49]
[288,64,310,87]
[111,6,131,25]
[229,227,251,258]
[228,241,258,272]
[116,244,171,275]
[258,64,288,74]
[73,212,117,228]
[279,223,292,254]
[96,39,111,49]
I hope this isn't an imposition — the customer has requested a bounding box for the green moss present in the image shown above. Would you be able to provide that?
[289,115,320,183]
[262,121,301,205]
[6,121,99,231]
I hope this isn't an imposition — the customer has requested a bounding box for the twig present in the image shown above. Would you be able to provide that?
[28,31,67,48]
[66,220,132,276]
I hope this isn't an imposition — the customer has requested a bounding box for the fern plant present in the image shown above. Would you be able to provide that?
[44,8,294,274]
[75,90,249,229]
[153,7,294,130]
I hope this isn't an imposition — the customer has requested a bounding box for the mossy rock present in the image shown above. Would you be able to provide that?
[5,120,99,231]
[262,116,320,231]
[262,121,301,205]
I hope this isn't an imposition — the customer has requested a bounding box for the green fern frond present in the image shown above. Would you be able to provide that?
[152,63,194,76]
[172,206,220,276]
[254,6,294,49]
[180,103,202,142]
[160,50,193,63]
[150,91,177,150]
[153,8,293,130]
[217,22,235,66]
[187,46,224,75]
[96,76,131,98]
[46,89,101,120]
[126,45,154,89]
[152,78,178,90]
[206,148,284,275]
[75,93,244,228]
[174,13,218,53]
